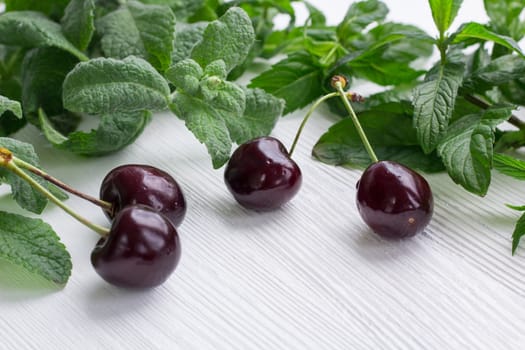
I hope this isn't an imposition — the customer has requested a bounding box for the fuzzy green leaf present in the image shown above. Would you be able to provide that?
[493,153,525,180]
[97,1,176,72]
[63,56,170,115]
[452,22,524,56]
[0,211,71,285]
[413,61,465,153]
[171,22,207,65]
[249,51,323,114]
[39,109,151,156]
[60,0,95,51]
[170,93,232,168]
[437,106,513,195]
[0,11,88,61]
[428,0,463,35]
[191,7,255,74]
[0,95,22,120]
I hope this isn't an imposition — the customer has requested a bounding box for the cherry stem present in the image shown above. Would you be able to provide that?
[0,150,110,237]
[288,92,339,157]
[334,81,379,163]
[12,157,113,212]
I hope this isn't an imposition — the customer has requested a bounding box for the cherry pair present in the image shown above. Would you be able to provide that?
[92,165,186,288]
[223,76,433,239]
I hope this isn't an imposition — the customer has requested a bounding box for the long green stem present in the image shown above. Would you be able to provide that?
[288,92,338,157]
[12,157,113,212]
[4,159,109,237]
[334,81,378,163]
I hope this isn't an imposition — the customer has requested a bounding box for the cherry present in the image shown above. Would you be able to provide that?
[100,164,186,227]
[91,205,181,288]
[356,161,433,238]
[224,136,302,211]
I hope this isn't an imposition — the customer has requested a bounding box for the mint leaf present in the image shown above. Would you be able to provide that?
[462,54,525,93]
[39,108,151,156]
[97,1,176,72]
[493,153,525,180]
[0,11,88,61]
[191,7,255,74]
[437,106,513,195]
[452,22,524,56]
[21,47,79,131]
[60,0,95,51]
[0,137,49,213]
[229,87,284,144]
[171,22,206,65]
[336,0,388,46]
[484,0,525,40]
[0,211,71,285]
[5,0,69,19]
[511,212,525,254]
[249,51,323,114]
[428,0,463,36]
[313,110,444,173]
[171,93,232,168]
[0,95,22,119]
[63,56,170,115]
[413,61,465,153]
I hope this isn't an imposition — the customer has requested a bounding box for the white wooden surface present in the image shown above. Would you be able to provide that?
[2,1,525,349]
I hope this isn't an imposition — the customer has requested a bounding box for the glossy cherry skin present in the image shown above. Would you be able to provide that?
[224,136,302,211]
[356,161,433,238]
[100,164,186,227]
[91,205,181,288]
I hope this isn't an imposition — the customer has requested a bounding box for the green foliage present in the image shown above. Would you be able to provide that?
[97,0,176,72]
[0,11,88,60]
[61,0,95,51]
[428,0,463,36]
[0,211,71,284]
[63,56,170,115]
[413,61,465,154]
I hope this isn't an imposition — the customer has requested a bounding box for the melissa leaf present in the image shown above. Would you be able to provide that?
[63,56,170,115]
[39,109,151,156]
[452,22,524,56]
[413,61,465,153]
[511,212,525,254]
[60,0,95,51]
[462,55,525,93]
[0,11,88,61]
[97,1,176,72]
[336,0,388,46]
[0,211,72,285]
[5,0,69,19]
[313,111,444,173]
[249,51,324,114]
[191,7,255,74]
[483,0,525,40]
[0,95,22,120]
[437,105,513,195]
[428,0,463,36]
[493,153,525,180]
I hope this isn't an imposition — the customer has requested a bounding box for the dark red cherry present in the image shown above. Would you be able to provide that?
[356,161,433,238]
[224,136,302,211]
[91,205,181,288]
[100,164,186,227]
